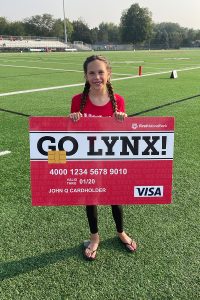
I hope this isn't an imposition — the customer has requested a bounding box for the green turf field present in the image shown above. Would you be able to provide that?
[0,50,199,299]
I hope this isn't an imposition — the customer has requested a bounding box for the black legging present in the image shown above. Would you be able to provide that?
[86,205,123,234]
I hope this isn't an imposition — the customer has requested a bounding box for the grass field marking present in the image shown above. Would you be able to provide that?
[0,82,85,97]
[112,65,200,82]
[138,66,176,70]
[164,57,191,60]
[0,150,11,157]
[0,58,70,64]
[129,94,200,116]
[1,93,199,118]
[0,57,83,66]
[1,65,200,98]
[0,63,132,77]
[112,61,144,64]
[112,72,133,76]
[145,62,198,67]
[1,57,195,68]
[0,107,30,117]
[0,63,83,73]
[144,61,200,67]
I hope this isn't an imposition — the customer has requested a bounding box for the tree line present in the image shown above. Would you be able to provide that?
[0,3,200,48]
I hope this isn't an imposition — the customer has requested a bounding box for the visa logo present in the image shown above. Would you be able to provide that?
[134,186,163,197]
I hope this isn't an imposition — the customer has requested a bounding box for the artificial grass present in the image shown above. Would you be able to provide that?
[0,50,199,299]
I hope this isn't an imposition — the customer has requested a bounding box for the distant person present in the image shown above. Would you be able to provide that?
[69,55,137,260]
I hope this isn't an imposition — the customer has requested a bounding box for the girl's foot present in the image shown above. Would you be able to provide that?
[84,233,100,260]
[118,231,137,252]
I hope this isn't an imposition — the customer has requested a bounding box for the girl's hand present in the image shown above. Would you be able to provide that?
[69,112,82,122]
[114,111,127,121]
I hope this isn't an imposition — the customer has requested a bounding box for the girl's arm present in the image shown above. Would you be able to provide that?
[69,94,82,122]
[114,95,127,121]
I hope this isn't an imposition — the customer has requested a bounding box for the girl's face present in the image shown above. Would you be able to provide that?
[85,59,111,92]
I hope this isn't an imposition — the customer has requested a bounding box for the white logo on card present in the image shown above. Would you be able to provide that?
[134,186,163,197]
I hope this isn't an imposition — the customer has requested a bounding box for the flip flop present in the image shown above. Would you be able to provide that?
[120,239,137,252]
[83,240,98,261]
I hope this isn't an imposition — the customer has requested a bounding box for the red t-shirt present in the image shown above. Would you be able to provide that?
[70,93,125,117]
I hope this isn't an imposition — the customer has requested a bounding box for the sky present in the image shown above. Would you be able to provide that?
[0,0,200,30]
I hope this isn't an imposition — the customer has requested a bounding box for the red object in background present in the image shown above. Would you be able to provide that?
[139,66,142,76]
[29,116,175,206]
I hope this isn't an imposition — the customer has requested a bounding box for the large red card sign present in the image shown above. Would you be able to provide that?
[29,116,175,206]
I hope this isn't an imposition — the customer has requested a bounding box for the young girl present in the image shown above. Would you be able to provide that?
[69,55,137,260]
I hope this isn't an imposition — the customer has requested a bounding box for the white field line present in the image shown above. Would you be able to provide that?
[164,57,190,60]
[0,59,144,65]
[143,62,197,66]
[0,65,200,98]
[0,83,85,97]
[139,66,179,70]
[0,58,81,65]
[112,66,200,81]
[112,61,144,64]
[0,63,83,73]
[0,151,11,156]
[3,57,191,68]
[112,72,133,76]
[0,63,132,76]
